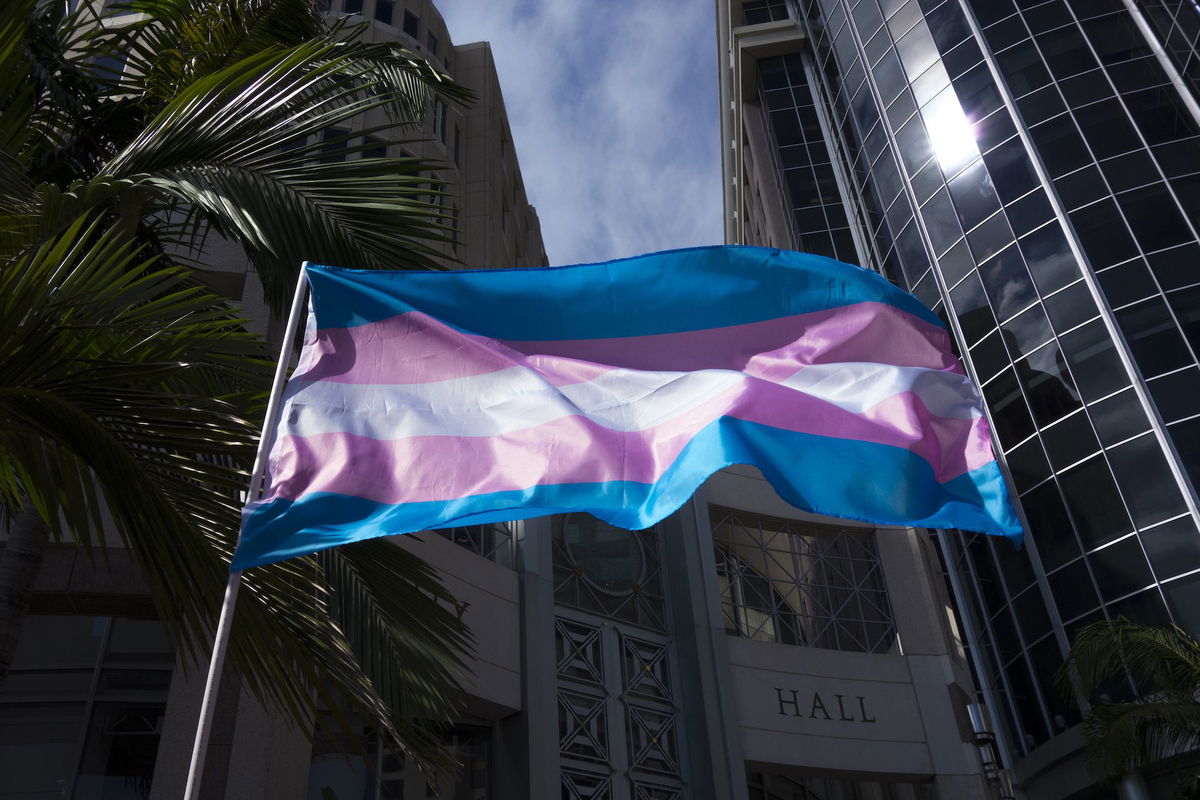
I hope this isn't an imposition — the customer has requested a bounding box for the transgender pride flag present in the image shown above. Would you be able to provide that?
[231,246,1021,570]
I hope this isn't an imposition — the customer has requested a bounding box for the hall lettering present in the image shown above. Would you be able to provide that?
[774,688,877,723]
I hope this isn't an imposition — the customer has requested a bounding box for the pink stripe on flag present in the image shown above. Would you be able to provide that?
[262,383,993,506]
[292,302,960,386]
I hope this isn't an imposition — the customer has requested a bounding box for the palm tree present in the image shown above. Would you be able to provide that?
[1060,619,1200,793]
[1,0,474,777]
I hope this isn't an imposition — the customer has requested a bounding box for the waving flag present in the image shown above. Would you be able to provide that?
[232,246,1021,570]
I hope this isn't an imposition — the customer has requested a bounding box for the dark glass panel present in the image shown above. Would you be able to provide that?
[1153,138,1200,178]
[983,368,1036,444]
[1021,1,1072,34]
[984,14,1031,52]
[1107,433,1188,527]
[1116,184,1193,252]
[1125,86,1200,145]
[896,114,934,174]
[1020,222,1079,294]
[1099,151,1157,194]
[923,189,965,255]
[969,212,1016,263]
[1020,343,1083,427]
[1089,388,1150,446]
[970,0,1017,27]
[864,26,893,68]
[1058,69,1113,109]
[1069,199,1139,269]
[1089,536,1154,602]
[939,239,976,286]
[1108,56,1171,94]
[979,244,1037,320]
[1115,296,1194,377]
[1044,280,1098,332]
[971,329,1011,382]
[800,230,836,258]
[886,89,918,129]
[1021,481,1081,570]
[772,109,804,147]
[1029,113,1092,177]
[970,534,1008,612]
[953,62,1002,117]
[995,41,1050,97]
[1140,516,1200,581]
[948,160,1002,230]
[911,269,940,310]
[1038,23,1094,79]
[984,139,1040,203]
[952,271,1000,344]
[992,523,1039,595]
[1059,320,1129,401]
[976,108,1018,153]
[1054,165,1107,211]
[759,56,789,90]
[342,0,362,12]
[1058,454,1135,548]
[852,0,886,38]
[1148,244,1200,291]
[1006,190,1055,237]
[1064,0,1125,19]
[1041,410,1099,469]
[1004,655,1051,748]
[1048,557,1102,622]
[1165,564,1200,637]
[1006,434,1053,492]
[874,51,909,104]
[1011,585,1054,646]
[1097,259,1154,309]
[990,606,1023,663]
[910,158,943,203]
[1001,304,1055,360]
[1151,362,1200,423]
[1074,99,1142,160]
[1170,173,1200,221]
[1106,590,1171,633]
[1082,13,1153,65]
[927,0,973,50]
[1016,85,1066,125]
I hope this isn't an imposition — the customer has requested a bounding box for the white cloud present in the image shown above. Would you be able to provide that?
[435,0,723,265]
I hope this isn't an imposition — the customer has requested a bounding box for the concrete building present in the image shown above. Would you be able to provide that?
[717,0,1200,797]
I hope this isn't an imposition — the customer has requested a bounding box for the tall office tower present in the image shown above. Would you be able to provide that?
[718,0,1200,796]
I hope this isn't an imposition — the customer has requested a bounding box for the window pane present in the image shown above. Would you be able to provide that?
[979,245,1037,321]
[983,368,1036,445]
[1048,557,1101,622]
[1106,433,1187,527]
[1021,480,1081,571]
[948,160,1001,230]
[1115,184,1193,252]
[1097,259,1155,309]
[1164,573,1200,637]
[1148,244,1200,292]
[1069,198,1138,269]
[1040,410,1099,470]
[1059,320,1129,401]
[374,0,393,24]
[1140,517,1200,580]
[1044,281,1098,332]
[1148,367,1200,424]
[1007,435,1052,492]
[1088,537,1153,602]
[1001,303,1054,360]
[1115,296,1194,377]
[1088,387,1149,446]
[1029,113,1091,177]
[1055,165,1107,211]
[951,271,999,344]
[1006,190,1054,238]
[1058,455,1134,548]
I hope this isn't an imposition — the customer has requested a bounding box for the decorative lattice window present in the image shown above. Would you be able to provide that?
[435,522,517,568]
[552,514,666,632]
[711,506,898,654]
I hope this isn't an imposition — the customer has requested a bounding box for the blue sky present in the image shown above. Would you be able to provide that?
[435,0,723,265]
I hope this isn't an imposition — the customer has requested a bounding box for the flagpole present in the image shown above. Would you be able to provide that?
[182,264,312,800]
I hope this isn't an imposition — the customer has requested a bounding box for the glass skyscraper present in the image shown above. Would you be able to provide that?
[719,0,1200,794]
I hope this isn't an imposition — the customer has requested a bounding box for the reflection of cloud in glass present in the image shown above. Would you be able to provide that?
[923,88,979,175]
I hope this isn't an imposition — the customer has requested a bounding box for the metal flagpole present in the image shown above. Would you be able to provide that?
[182,264,312,800]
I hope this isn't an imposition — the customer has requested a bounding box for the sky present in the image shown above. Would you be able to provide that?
[435,0,724,266]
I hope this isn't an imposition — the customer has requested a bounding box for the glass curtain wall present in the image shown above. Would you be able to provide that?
[746,0,1200,759]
